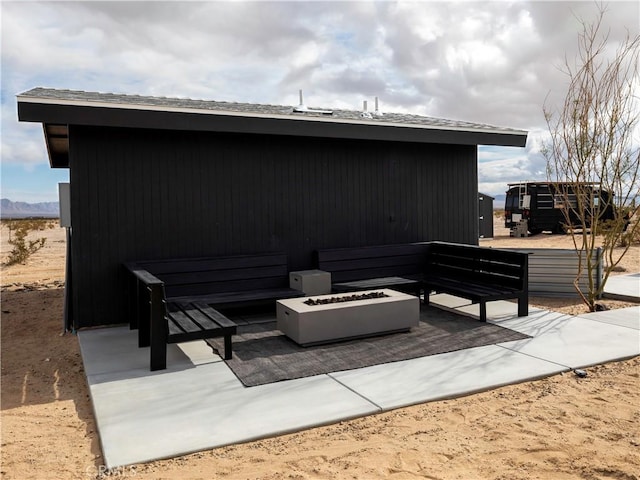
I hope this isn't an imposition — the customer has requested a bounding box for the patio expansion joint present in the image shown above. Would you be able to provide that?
[495,344,573,372]
[326,373,384,412]
[582,317,640,331]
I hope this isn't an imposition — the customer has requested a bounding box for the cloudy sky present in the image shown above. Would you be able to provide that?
[1,0,638,203]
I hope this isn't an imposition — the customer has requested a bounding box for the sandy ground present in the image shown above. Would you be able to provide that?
[1,218,639,479]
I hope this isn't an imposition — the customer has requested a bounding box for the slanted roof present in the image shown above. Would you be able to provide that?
[17,87,528,168]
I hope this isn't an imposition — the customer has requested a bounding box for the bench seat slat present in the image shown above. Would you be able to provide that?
[166,303,203,334]
[173,302,228,331]
[190,303,238,330]
[164,302,237,350]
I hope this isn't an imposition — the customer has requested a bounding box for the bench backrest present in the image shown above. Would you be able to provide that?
[132,252,290,297]
[426,242,528,291]
[316,244,428,283]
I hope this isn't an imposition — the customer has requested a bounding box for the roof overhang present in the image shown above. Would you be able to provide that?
[18,90,528,169]
[42,124,69,168]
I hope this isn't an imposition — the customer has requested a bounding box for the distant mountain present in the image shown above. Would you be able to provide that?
[492,194,506,207]
[0,199,59,219]
[478,193,506,209]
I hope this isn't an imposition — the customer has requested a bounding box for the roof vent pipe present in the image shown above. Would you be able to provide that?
[293,90,333,115]
[361,100,373,119]
[374,96,383,116]
[295,89,308,112]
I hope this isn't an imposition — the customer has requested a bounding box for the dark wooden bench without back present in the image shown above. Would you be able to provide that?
[316,243,428,296]
[125,252,303,370]
[423,241,529,322]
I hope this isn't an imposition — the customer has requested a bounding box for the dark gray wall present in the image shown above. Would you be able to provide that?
[69,125,478,327]
[478,193,495,238]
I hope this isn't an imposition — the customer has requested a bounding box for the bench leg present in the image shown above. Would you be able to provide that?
[149,286,167,370]
[518,295,529,317]
[224,334,233,360]
[479,301,487,322]
[129,276,139,330]
[138,300,151,348]
[150,338,167,371]
[138,282,153,348]
[423,289,430,305]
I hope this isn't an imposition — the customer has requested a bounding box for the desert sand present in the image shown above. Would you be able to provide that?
[1,218,639,479]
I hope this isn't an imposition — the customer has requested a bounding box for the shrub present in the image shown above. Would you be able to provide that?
[3,218,54,266]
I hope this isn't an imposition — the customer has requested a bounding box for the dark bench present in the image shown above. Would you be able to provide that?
[315,244,428,296]
[423,241,529,322]
[132,268,237,370]
[125,252,304,370]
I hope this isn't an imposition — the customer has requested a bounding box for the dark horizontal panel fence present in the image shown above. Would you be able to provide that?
[507,248,603,296]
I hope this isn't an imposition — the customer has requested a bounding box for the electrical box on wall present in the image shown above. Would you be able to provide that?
[59,183,71,227]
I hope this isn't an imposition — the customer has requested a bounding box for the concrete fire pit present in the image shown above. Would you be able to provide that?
[276,289,419,346]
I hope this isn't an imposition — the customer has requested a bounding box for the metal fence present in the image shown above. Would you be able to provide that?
[507,247,602,297]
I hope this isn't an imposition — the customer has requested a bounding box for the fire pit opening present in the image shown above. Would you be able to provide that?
[304,291,389,306]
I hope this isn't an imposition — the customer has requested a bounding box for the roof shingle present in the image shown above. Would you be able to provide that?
[18,87,526,136]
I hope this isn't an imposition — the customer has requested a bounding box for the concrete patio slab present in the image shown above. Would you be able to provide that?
[78,298,639,469]
[329,344,567,411]
[498,308,640,369]
[81,331,380,468]
[488,308,577,336]
[576,306,640,330]
[603,273,640,302]
[78,326,221,376]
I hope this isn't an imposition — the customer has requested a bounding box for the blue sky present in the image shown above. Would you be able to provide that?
[1,0,638,203]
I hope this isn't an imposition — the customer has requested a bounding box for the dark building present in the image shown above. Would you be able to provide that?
[17,88,527,328]
[478,192,495,239]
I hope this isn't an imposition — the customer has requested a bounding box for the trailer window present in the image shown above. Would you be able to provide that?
[554,194,577,209]
[505,193,518,209]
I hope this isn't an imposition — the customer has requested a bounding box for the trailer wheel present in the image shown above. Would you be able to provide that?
[528,228,543,235]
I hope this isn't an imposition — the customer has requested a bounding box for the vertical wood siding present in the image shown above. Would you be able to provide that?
[69,126,478,327]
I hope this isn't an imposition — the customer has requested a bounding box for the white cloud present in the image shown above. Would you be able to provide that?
[2,0,638,201]
[1,102,48,168]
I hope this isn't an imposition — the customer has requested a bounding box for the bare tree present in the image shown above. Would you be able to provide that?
[543,4,640,312]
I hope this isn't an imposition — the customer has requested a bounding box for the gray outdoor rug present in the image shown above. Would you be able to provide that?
[207,305,530,387]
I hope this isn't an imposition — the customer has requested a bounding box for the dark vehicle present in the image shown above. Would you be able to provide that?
[504,182,617,234]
